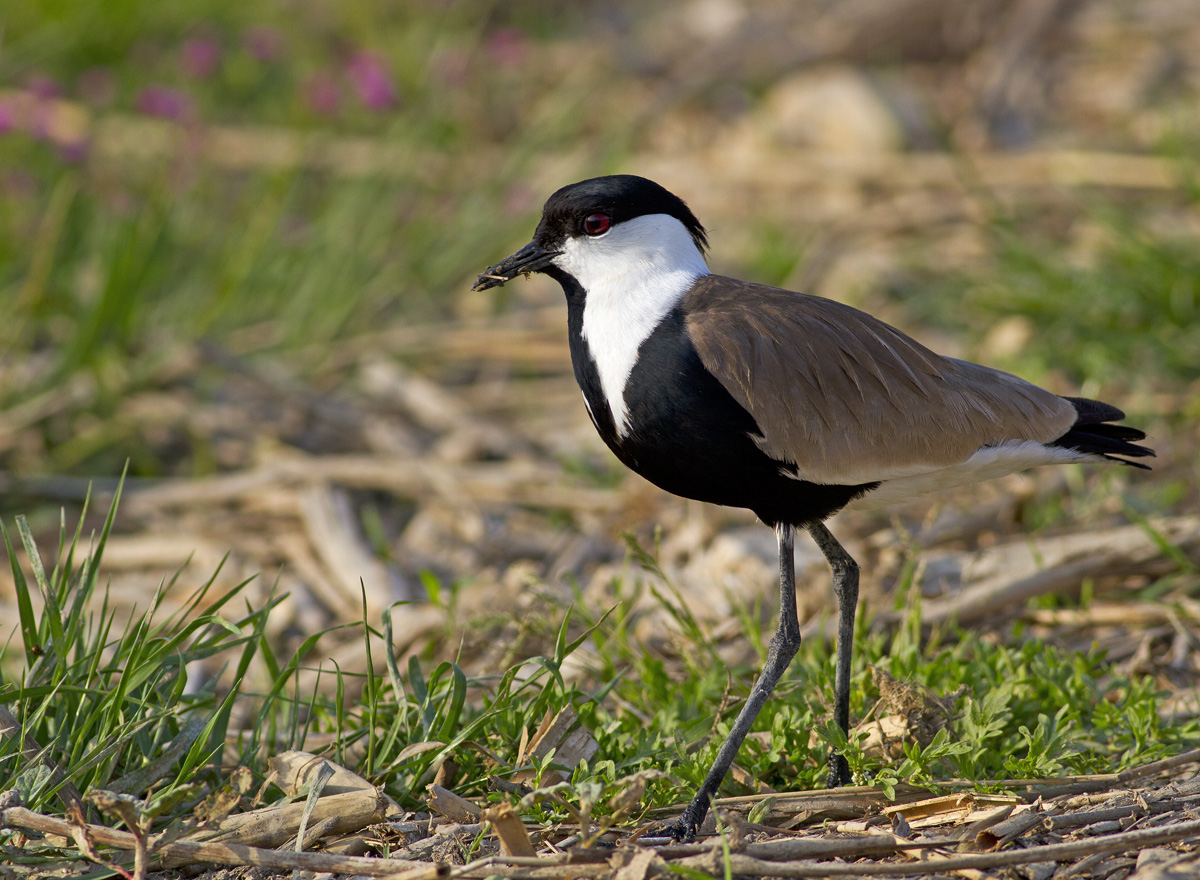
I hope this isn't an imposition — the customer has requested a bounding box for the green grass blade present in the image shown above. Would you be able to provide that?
[1,520,40,664]
[15,515,64,671]
[381,602,407,700]
[433,662,468,744]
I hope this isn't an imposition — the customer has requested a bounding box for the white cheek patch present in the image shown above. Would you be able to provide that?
[557,214,710,435]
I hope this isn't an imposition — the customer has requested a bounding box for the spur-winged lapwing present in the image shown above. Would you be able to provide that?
[472,174,1154,840]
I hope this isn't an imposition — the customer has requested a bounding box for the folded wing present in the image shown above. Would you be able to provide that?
[683,275,1078,485]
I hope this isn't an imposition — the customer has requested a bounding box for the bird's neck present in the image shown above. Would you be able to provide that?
[578,266,707,438]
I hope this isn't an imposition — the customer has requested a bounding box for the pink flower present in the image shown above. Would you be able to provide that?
[58,139,90,164]
[136,86,194,121]
[0,100,15,136]
[346,52,396,111]
[181,37,221,78]
[23,74,62,139]
[243,26,283,62]
[30,104,54,140]
[26,75,62,100]
[486,28,530,68]
[303,72,341,116]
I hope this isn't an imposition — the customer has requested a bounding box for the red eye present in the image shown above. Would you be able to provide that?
[583,213,611,236]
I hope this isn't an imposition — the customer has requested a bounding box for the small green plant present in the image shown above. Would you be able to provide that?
[0,478,277,818]
[1004,707,1078,778]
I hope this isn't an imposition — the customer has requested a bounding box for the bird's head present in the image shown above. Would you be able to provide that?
[472,175,709,294]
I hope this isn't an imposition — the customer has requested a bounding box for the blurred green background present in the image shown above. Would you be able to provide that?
[1,0,1197,514]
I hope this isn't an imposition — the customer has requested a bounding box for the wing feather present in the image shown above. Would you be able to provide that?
[683,276,1076,484]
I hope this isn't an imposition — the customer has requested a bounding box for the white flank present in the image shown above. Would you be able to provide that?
[845,440,1099,511]
[555,214,710,434]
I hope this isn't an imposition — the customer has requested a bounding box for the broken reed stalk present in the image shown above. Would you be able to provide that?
[665,818,1200,877]
[0,804,443,879]
[175,788,391,851]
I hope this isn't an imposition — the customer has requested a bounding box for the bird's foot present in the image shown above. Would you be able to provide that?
[827,751,852,788]
[664,819,697,843]
[662,796,710,842]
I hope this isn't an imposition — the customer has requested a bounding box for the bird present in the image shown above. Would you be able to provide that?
[471,174,1154,840]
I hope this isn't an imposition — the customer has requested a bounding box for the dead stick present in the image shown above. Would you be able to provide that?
[1047,794,1200,831]
[179,788,389,850]
[1,805,445,878]
[450,859,610,879]
[453,869,610,879]
[669,817,1200,875]
[1116,747,1200,783]
[716,833,949,861]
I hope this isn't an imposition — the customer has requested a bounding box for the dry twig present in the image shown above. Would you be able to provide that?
[0,802,444,877]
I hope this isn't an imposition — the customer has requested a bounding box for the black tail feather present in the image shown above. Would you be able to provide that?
[1061,396,1126,425]
[1051,397,1155,470]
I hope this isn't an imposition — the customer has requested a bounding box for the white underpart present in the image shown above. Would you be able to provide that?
[844,440,1100,511]
[554,213,710,434]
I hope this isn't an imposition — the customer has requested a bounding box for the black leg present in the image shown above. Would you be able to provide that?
[668,523,801,841]
[806,522,859,787]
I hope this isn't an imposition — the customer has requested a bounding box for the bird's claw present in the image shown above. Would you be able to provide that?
[664,819,697,843]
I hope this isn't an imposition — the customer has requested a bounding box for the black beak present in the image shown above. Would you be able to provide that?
[472,241,562,291]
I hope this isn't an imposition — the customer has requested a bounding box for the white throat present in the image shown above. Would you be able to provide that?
[554,213,710,435]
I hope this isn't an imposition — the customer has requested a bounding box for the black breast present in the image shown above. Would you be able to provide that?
[564,294,874,527]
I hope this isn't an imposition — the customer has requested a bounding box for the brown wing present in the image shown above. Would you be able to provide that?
[683,276,1076,484]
